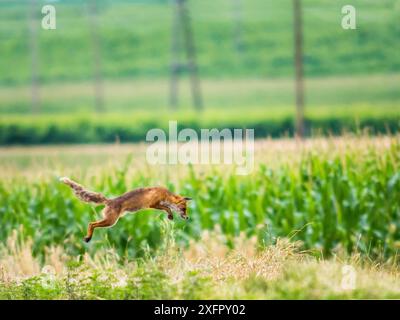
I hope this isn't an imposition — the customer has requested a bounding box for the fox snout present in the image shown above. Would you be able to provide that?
[181,212,189,220]
[178,200,191,220]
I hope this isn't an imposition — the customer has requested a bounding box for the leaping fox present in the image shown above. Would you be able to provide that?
[60,177,192,243]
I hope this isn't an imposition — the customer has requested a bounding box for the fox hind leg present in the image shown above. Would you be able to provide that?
[84,206,120,242]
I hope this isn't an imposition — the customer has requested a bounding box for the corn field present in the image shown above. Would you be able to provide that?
[0,136,399,260]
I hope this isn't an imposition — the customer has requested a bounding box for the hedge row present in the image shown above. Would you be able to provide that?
[0,116,398,145]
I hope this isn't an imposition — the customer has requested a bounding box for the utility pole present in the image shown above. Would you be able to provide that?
[293,0,305,138]
[169,0,181,110]
[88,0,104,113]
[169,0,203,111]
[29,0,40,114]
[232,0,244,53]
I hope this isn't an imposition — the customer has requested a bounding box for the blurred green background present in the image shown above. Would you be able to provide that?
[0,0,399,143]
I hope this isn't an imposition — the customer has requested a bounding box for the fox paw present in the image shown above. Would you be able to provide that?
[168,214,173,220]
[83,236,92,243]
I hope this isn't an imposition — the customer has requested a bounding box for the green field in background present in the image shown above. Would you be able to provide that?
[0,0,399,143]
[1,0,399,84]
[1,74,399,114]
[0,74,399,144]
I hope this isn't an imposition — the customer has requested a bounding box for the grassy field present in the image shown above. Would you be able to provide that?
[1,229,400,299]
[1,74,399,144]
[1,0,399,84]
[1,74,400,113]
[1,0,399,298]
[0,136,399,299]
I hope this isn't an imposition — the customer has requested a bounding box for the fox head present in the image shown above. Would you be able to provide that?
[174,196,192,220]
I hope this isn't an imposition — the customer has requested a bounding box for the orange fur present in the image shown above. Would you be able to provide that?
[60,177,191,242]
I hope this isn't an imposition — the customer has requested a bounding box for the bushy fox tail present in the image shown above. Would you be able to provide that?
[60,177,109,205]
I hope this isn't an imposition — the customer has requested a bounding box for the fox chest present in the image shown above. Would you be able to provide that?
[120,197,157,214]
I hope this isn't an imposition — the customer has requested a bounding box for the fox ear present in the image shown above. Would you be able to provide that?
[184,197,192,201]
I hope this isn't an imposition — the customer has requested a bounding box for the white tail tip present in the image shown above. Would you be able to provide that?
[59,177,70,183]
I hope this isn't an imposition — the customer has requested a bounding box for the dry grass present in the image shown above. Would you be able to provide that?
[1,227,399,299]
[0,226,300,283]
[156,226,305,283]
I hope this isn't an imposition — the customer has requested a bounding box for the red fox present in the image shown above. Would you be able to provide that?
[60,177,192,243]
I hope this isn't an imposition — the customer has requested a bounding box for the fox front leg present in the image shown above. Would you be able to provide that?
[160,201,181,215]
[154,203,173,220]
